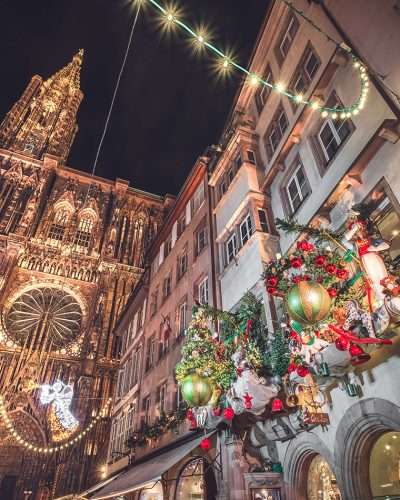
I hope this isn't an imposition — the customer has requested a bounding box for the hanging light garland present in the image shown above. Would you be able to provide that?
[0,395,112,455]
[139,0,369,118]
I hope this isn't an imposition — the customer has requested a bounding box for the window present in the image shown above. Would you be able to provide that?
[258,209,270,233]
[73,217,93,252]
[289,45,320,104]
[48,208,70,246]
[219,178,227,199]
[150,289,158,317]
[178,301,187,336]
[143,396,151,425]
[226,233,238,264]
[240,214,254,246]
[163,273,172,299]
[276,14,299,64]
[255,66,274,113]
[264,106,289,159]
[158,383,167,415]
[145,335,156,371]
[286,164,311,213]
[130,346,142,388]
[370,432,400,499]
[160,315,170,356]
[198,277,209,305]
[318,115,352,162]
[177,249,188,280]
[233,153,242,170]
[192,183,205,214]
[177,213,186,238]
[164,237,172,258]
[246,150,256,164]
[137,306,143,330]
[196,227,207,256]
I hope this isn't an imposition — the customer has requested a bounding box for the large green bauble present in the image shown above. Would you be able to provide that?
[181,374,213,407]
[286,281,331,326]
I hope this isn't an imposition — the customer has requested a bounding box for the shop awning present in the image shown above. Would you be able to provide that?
[90,432,215,499]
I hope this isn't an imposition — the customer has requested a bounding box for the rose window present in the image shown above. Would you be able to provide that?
[4,287,82,349]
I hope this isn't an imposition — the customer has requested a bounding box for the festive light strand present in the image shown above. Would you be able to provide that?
[0,395,112,455]
[142,0,370,118]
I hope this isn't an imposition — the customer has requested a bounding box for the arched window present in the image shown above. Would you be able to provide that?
[175,457,217,500]
[74,216,94,252]
[139,482,163,500]
[307,455,341,500]
[369,431,400,498]
[48,208,70,247]
[132,218,145,267]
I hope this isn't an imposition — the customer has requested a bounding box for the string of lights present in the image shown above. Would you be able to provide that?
[139,0,370,118]
[0,395,112,455]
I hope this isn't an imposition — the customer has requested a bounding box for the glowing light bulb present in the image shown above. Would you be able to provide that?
[167,13,174,22]
[197,34,204,43]
[250,74,259,86]
[353,61,360,68]
[321,110,328,118]
[340,112,346,119]
[311,101,320,110]
[331,112,338,120]
[295,93,303,103]
[275,82,286,93]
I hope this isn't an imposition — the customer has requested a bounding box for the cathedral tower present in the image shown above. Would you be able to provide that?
[0,50,84,163]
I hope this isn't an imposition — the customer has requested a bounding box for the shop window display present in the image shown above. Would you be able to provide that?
[139,482,163,500]
[176,458,205,499]
[306,455,342,500]
[369,431,400,499]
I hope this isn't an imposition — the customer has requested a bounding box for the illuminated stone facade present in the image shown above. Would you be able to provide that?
[0,52,171,499]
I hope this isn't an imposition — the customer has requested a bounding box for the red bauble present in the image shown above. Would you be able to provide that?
[271,398,284,413]
[328,288,337,298]
[302,275,311,281]
[325,264,337,275]
[200,438,212,451]
[267,286,278,295]
[291,257,303,269]
[336,268,349,280]
[335,337,350,351]
[314,255,327,267]
[287,363,297,374]
[266,276,279,287]
[223,407,235,421]
[186,409,194,421]
[292,276,301,284]
[212,407,222,417]
[349,343,371,365]
[297,365,310,378]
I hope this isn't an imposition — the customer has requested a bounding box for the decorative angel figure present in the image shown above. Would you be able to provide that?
[40,380,79,431]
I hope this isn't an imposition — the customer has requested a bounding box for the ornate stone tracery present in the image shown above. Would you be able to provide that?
[0,52,169,499]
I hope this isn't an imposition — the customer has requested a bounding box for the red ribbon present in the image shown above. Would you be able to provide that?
[329,324,392,345]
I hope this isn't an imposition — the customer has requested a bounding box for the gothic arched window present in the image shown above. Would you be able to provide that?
[48,208,70,247]
[73,216,94,253]
[131,218,145,267]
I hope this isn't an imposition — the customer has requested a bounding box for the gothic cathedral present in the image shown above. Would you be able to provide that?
[0,51,169,499]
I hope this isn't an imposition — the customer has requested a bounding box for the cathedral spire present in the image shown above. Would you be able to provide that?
[0,51,85,164]
[49,49,84,90]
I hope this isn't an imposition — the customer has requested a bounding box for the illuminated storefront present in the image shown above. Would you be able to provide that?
[306,455,342,500]
[370,432,400,499]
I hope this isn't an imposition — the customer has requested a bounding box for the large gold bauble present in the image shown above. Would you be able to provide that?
[180,374,213,407]
[286,281,331,326]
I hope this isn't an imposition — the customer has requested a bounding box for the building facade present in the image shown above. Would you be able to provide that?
[90,158,221,499]
[0,52,170,500]
[213,0,400,499]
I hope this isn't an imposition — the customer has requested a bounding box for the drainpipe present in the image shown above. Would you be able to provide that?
[314,0,400,119]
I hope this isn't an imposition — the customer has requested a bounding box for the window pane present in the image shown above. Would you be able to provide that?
[278,111,288,135]
[305,51,319,79]
[335,119,351,143]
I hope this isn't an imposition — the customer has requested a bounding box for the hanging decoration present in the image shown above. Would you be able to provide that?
[263,205,396,404]
[40,381,79,433]
[0,395,111,454]
[141,0,370,118]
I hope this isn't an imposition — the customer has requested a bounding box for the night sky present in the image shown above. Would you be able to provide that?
[1,0,268,196]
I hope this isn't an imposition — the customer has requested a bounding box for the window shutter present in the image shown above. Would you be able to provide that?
[185,201,191,225]
[159,243,165,266]
[172,221,177,247]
